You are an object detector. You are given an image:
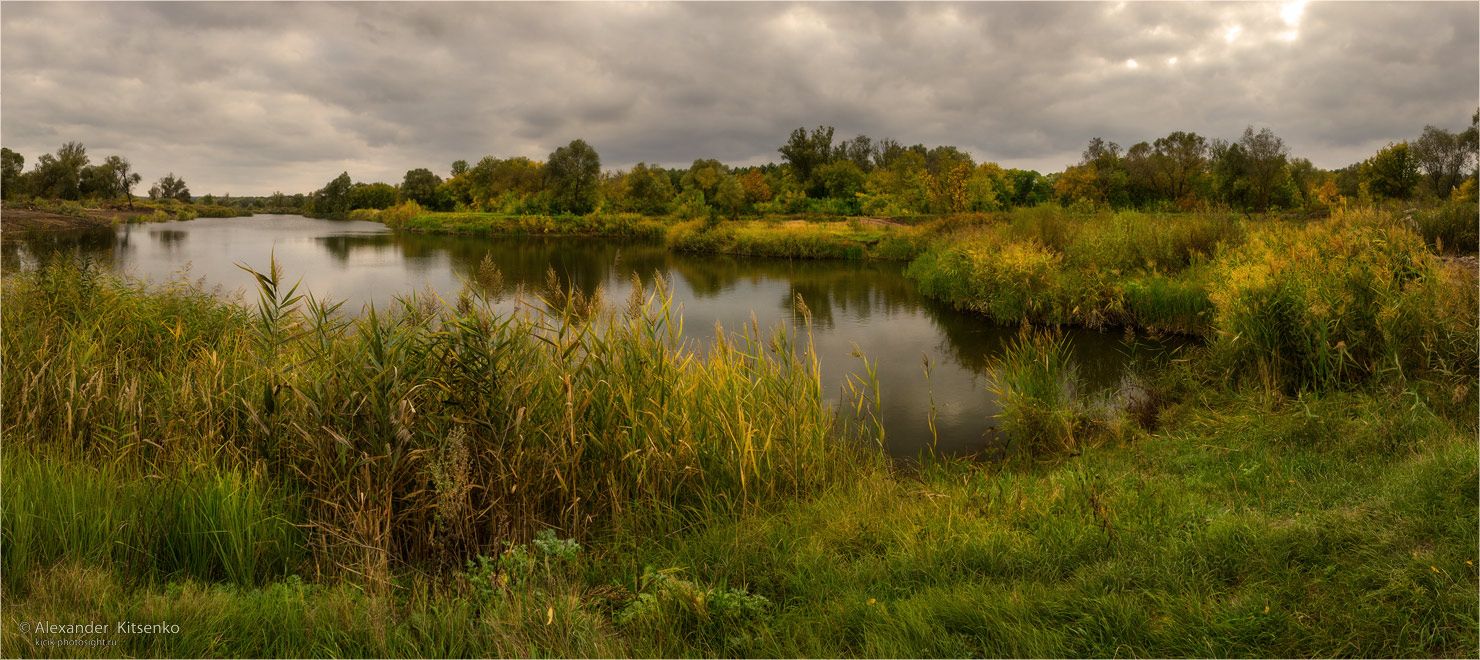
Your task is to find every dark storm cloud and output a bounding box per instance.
[3,1,1474,195]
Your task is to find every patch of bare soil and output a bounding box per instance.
[1,206,139,235]
[1439,254,1478,275]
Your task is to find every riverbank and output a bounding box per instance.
[359,202,1478,338]
[2,201,1475,655]
[1,199,252,235]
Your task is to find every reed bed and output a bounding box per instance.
[666,220,932,261]
[2,257,859,592]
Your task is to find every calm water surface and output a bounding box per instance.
[4,215,1183,458]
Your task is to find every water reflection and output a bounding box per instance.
[4,215,1185,458]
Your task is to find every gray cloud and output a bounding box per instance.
[3,1,1475,195]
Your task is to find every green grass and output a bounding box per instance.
[608,383,1476,657]
[2,452,304,591]
[355,202,669,239]
[666,219,933,260]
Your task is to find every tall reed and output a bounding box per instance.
[1,256,858,585]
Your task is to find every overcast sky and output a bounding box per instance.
[3,1,1475,196]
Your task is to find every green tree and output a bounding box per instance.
[1,148,23,199]
[1413,125,1471,198]
[1151,131,1208,203]
[400,168,444,208]
[105,156,142,207]
[778,125,835,196]
[1079,137,1128,208]
[925,145,974,177]
[1210,140,1253,212]
[1009,169,1051,207]
[79,163,119,199]
[1123,141,1159,207]
[680,158,726,201]
[32,141,90,200]
[1360,141,1421,200]
[1238,126,1289,211]
[149,172,191,202]
[1287,157,1318,210]
[838,134,875,172]
[545,139,601,215]
[349,182,398,210]
[713,174,745,220]
[450,159,469,177]
[815,160,866,200]
[621,162,675,215]
[314,172,353,217]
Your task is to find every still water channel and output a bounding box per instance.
[4,215,1183,458]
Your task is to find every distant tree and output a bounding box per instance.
[1,148,23,199]
[314,172,353,217]
[1075,137,1129,208]
[873,138,913,171]
[1238,126,1289,211]
[838,134,876,172]
[1054,163,1104,208]
[1286,157,1318,209]
[970,163,1016,212]
[1151,131,1208,202]
[450,159,469,177]
[815,160,866,200]
[738,169,772,208]
[1009,169,1051,207]
[349,182,398,210]
[1413,125,1471,198]
[149,172,191,202]
[1210,139,1253,212]
[105,156,142,207]
[202,194,216,205]
[713,174,745,220]
[621,162,675,215]
[400,168,444,208]
[925,145,975,177]
[1123,141,1159,207]
[79,163,119,199]
[680,158,727,202]
[544,139,601,214]
[1360,141,1421,200]
[32,141,90,200]
[778,125,835,196]
[924,162,973,213]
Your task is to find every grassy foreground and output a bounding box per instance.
[3,204,1477,657]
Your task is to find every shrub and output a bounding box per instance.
[1208,208,1476,392]
[906,231,1063,324]
[987,328,1082,455]
[1409,199,1479,254]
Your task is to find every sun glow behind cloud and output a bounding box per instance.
[1279,0,1305,41]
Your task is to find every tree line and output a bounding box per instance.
[300,114,1476,220]
[6,113,1474,218]
[1,142,202,208]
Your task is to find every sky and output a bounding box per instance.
[2,1,1476,197]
